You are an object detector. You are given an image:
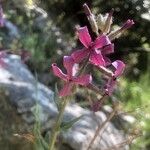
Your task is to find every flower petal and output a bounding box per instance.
[63,56,75,77]
[103,55,111,66]
[112,60,125,77]
[73,74,92,86]
[89,51,105,66]
[78,26,92,48]
[93,35,111,49]
[71,48,89,63]
[52,63,67,81]
[59,82,73,97]
[101,44,114,55]
[105,78,116,96]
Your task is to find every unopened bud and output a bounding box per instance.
[89,15,99,35]
[121,19,134,30]
[108,27,122,40]
[97,14,106,31]
[109,19,134,40]
[83,3,98,35]
[83,3,92,16]
[103,9,114,34]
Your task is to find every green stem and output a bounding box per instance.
[87,101,117,150]
[49,97,69,150]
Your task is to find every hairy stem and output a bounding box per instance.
[49,97,70,150]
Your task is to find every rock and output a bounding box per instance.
[4,20,20,39]
[0,54,129,150]
[102,105,136,131]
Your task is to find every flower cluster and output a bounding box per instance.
[52,4,134,111]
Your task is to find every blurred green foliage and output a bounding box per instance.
[118,73,150,150]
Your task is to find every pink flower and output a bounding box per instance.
[71,26,111,66]
[105,60,125,95]
[52,56,92,97]
[112,60,125,78]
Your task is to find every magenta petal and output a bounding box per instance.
[78,26,92,48]
[63,56,75,77]
[59,82,73,97]
[73,74,92,86]
[93,35,111,49]
[112,60,125,77]
[105,78,116,96]
[52,63,67,81]
[71,48,89,63]
[102,44,114,55]
[103,56,111,66]
[89,51,105,66]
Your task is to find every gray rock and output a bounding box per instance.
[0,54,129,150]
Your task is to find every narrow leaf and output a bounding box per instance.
[60,115,83,131]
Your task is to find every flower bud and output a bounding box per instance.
[83,3,98,35]
[103,9,114,34]
[109,19,134,40]
[89,15,99,34]
[83,3,92,16]
[97,14,106,31]
[121,19,134,30]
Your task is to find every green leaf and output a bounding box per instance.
[43,132,50,145]
[60,115,83,131]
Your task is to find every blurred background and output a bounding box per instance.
[0,0,150,150]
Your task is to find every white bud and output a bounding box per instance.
[88,14,98,35]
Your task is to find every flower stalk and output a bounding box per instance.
[49,97,70,150]
[51,3,134,150]
[83,3,99,35]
